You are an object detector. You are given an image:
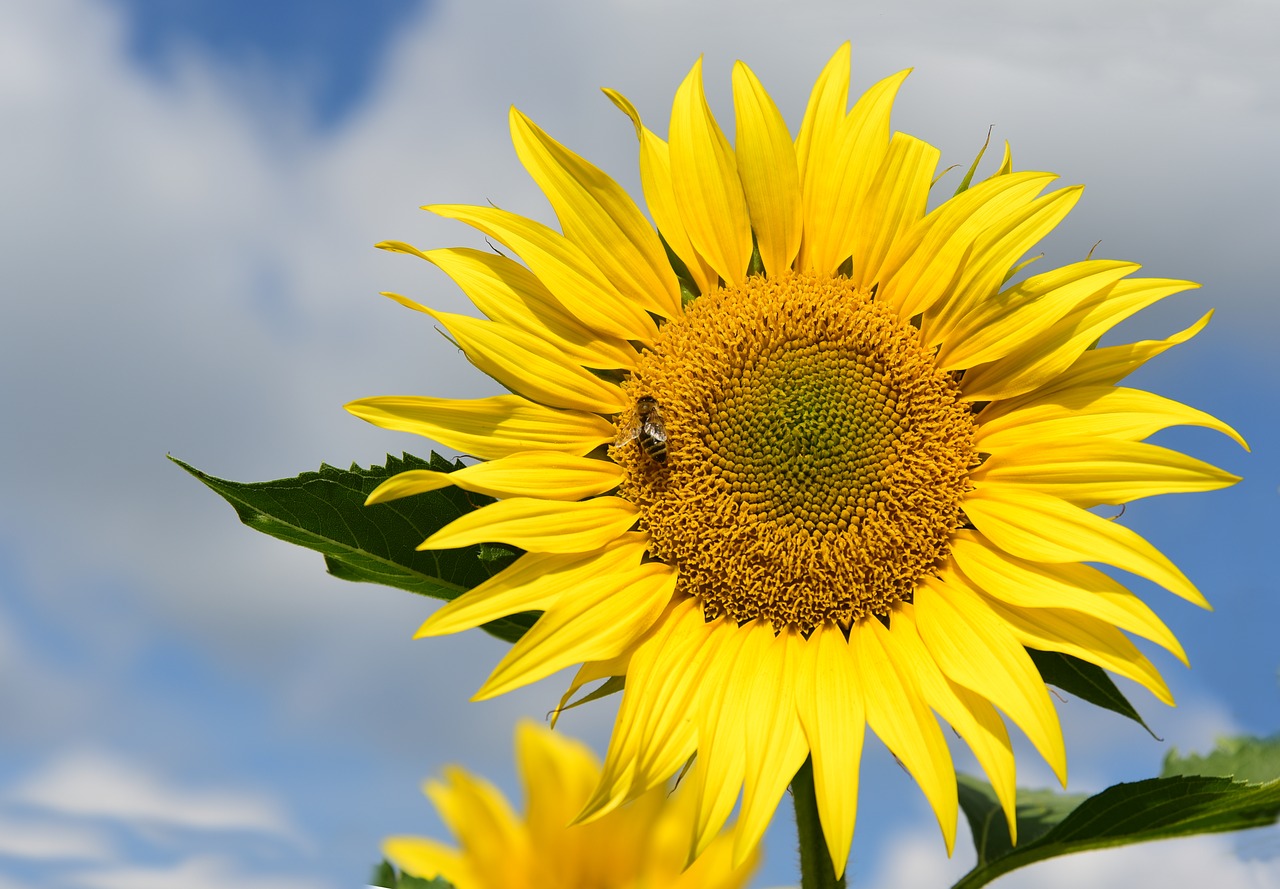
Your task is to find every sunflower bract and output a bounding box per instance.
[351,43,1245,876]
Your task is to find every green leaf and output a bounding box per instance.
[1162,733,1280,783]
[173,453,537,644]
[368,861,457,889]
[957,774,1088,869]
[1027,649,1156,737]
[952,735,1280,889]
[369,860,396,887]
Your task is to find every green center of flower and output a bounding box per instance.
[614,273,977,633]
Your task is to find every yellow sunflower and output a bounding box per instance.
[349,44,1245,875]
[384,720,758,889]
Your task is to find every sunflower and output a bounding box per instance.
[349,44,1244,875]
[384,720,758,889]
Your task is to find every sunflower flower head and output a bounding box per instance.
[351,44,1246,876]
[383,721,758,889]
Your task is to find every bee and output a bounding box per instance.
[632,395,669,464]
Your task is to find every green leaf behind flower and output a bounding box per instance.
[173,452,535,644]
[369,859,456,889]
[1027,649,1155,736]
[954,734,1280,889]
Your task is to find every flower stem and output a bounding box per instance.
[792,756,846,889]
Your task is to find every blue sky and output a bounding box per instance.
[0,1,1277,888]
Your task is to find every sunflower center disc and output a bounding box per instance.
[615,273,978,633]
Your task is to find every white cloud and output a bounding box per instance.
[9,750,297,840]
[62,854,330,889]
[0,816,112,862]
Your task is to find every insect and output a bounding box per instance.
[632,395,669,464]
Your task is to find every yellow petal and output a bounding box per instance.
[669,58,753,286]
[476,561,676,699]
[949,530,1186,663]
[883,604,1018,844]
[1036,310,1213,394]
[799,68,911,275]
[795,622,865,876]
[963,484,1207,607]
[960,276,1199,401]
[795,44,850,194]
[915,578,1067,785]
[509,108,683,319]
[852,617,958,853]
[976,385,1248,452]
[403,245,638,369]
[849,132,939,289]
[416,535,649,638]
[425,307,629,414]
[428,203,658,344]
[922,185,1083,350]
[970,439,1240,506]
[731,60,802,277]
[935,260,1138,370]
[686,619,752,857]
[382,837,477,889]
[516,720,599,840]
[425,769,529,884]
[367,451,624,505]
[584,599,706,820]
[419,496,637,553]
[604,88,720,296]
[982,598,1174,706]
[734,625,809,866]
[877,171,1058,321]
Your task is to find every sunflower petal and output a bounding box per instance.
[796,622,865,875]
[367,451,624,505]
[732,60,802,277]
[877,171,1058,321]
[516,719,600,832]
[884,604,1017,843]
[383,837,476,888]
[510,108,683,319]
[983,598,1174,705]
[669,58,753,286]
[476,561,676,699]
[976,385,1248,451]
[970,439,1240,506]
[734,625,809,865]
[853,617,958,853]
[410,246,639,369]
[603,88,720,296]
[964,484,1207,605]
[849,133,939,290]
[687,619,752,857]
[922,185,1083,349]
[960,276,1199,401]
[419,496,637,554]
[935,260,1137,369]
[424,308,629,414]
[1038,310,1214,393]
[417,535,649,638]
[346,395,616,460]
[426,769,529,882]
[915,577,1067,785]
[799,68,911,275]
[584,599,706,820]
[949,530,1186,662]
[428,203,658,344]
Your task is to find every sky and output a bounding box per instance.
[0,0,1277,887]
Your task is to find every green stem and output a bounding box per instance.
[793,756,846,889]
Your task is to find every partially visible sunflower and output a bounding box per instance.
[384,720,758,889]
[350,45,1245,874]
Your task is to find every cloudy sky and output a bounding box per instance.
[1,0,1277,887]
